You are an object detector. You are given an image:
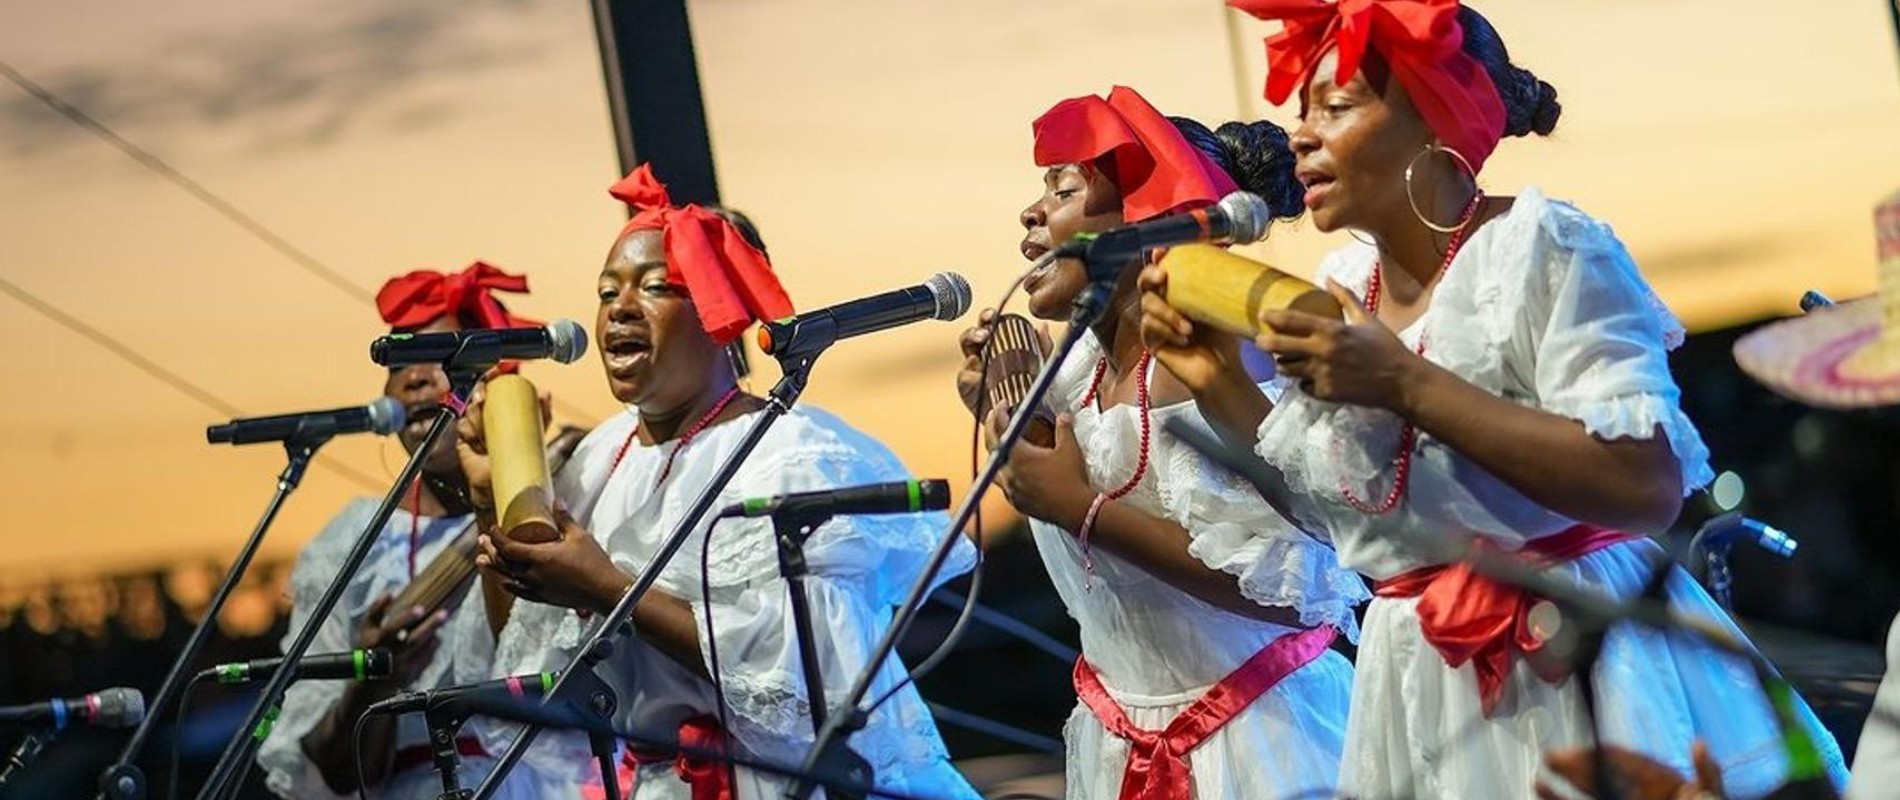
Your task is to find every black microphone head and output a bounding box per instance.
[362,648,394,679]
[918,479,951,511]
[366,396,405,436]
[1217,191,1273,245]
[546,319,589,364]
[92,688,145,729]
[924,273,973,322]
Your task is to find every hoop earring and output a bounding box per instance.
[1348,229,1378,247]
[1404,144,1479,234]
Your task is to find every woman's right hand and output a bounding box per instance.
[955,308,1000,416]
[1136,265,1252,397]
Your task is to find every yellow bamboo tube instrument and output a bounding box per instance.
[483,374,558,543]
[1158,244,1341,335]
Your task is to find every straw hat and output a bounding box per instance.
[1733,189,1900,409]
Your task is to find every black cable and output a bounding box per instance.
[699,515,739,791]
[0,60,593,424]
[0,273,383,491]
[351,710,372,800]
[165,673,208,800]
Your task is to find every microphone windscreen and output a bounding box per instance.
[1159,245,1340,337]
[926,272,974,322]
[546,319,590,364]
[484,375,558,543]
[367,396,406,436]
[1217,192,1273,245]
[94,688,146,729]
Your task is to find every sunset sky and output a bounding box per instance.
[2,0,1897,582]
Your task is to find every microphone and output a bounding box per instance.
[0,688,145,730]
[195,649,392,685]
[1694,513,1799,559]
[1055,191,1274,273]
[206,397,404,445]
[756,273,972,359]
[721,479,952,520]
[365,672,556,718]
[370,320,589,369]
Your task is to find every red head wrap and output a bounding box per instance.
[376,261,538,331]
[607,164,795,346]
[1031,86,1239,224]
[1229,0,1506,173]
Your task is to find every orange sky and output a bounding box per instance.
[1,0,1897,582]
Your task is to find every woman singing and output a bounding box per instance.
[1139,3,1847,797]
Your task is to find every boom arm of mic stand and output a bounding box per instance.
[98,430,330,800]
[791,281,1113,800]
[467,359,818,800]
[194,378,476,800]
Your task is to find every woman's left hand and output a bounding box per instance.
[1257,279,1425,412]
[984,407,1094,528]
[477,511,630,614]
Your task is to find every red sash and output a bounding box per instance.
[1373,524,1638,716]
[586,716,733,800]
[1073,625,1338,800]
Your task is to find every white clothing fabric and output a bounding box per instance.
[259,499,551,800]
[1251,187,1848,799]
[1029,331,1366,800]
[1846,613,1900,800]
[472,406,980,800]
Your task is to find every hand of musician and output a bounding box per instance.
[357,594,449,689]
[984,407,1093,528]
[956,308,999,415]
[1536,742,1726,800]
[453,370,556,512]
[1256,280,1423,413]
[1136,265,1254,398]
[476,510,630,615]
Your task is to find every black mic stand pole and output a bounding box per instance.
[791,273,1118,800]
[97,426,332,800]
[194,370,480,800]
[413,663,625,800]
[467,355,820,800]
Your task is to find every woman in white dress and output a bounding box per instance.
[258,263,549,800]
[1139,3,1849,798]
[460,165,981,800]
[958,85,1366,800]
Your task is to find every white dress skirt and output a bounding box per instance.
[1253,187,1849,800]
[1030,331,1369,800]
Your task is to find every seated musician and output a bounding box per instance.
[257,263,561,799]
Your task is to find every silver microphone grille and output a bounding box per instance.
[95,687,147,729]
[924,272,973,322]
[1218,191,1274,245]
[366,396,405,437]
[546,319,589,364]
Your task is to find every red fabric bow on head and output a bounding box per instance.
[375,261,539,330]
[609,164,795,345]
[1229,0,1506,173]
[1031,86,1239,224]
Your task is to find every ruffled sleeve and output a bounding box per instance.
[258,502,377,800]
[1162,410,1369,641]
[1513,197,1713,493]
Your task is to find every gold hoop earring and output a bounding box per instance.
[1404,144,1479,234]
[1348,229,1377,247]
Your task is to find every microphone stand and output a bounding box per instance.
[98,425,332,800]
[791,275,1117,800]
[467,355,820,800]
[194,370,480,800]
[1,730,53,791]
[416,667,625,800]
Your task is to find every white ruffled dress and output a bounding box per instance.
[1253,187,1849,799]
[257,500,551,800]
[1028,331,1368,800]
[469,406,981,800]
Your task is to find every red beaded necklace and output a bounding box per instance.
[608,386,743,485]
[1337,192,1484,515]
[1079,349,1155,501]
